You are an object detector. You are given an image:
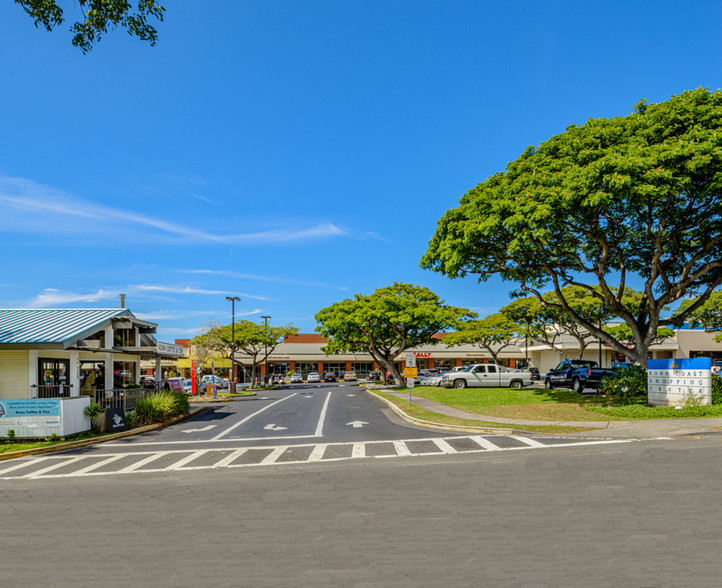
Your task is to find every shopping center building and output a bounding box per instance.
[172,328,722,382]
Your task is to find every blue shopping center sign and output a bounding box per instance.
[0,398,61,418]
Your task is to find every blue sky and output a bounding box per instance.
[1,0,720,342]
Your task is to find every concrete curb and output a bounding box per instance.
[0,406,207,461]
[366,389,515,435]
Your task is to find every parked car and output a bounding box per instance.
[182,378,193,393]
[290,372,303,383]
[544,360,616,393]
[440,364,532,389]
[140,375,156,389]
[527,367,540,381]
[367,371,381,381]
[164,377,185,393]
[307,372,320,383]
[451,366,469,373]
[323,372,337,382]
[271,374,284,385]
[343,371,357,381]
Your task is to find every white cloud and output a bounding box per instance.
[0,174,380,246]
[130,284,271,301]
[27,288,118,307]
[182,269,348,290]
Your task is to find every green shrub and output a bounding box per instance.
[599,364,648,403]
[712,375,722,405]
[134,391,190,426]
[83,402,103,419]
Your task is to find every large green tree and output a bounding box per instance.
[315,283,473,385]
[443,312,517,365]
[674,289,722,342]
[192,320,298,387]
[422,88,722,365]
[500,287,626,361]
[14,0,165,52]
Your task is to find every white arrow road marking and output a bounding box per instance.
[346,394,356,397]
[346,421,368,428]
[182,425,217,433]
[264,424,288,431]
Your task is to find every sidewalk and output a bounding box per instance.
[376,388,722,439]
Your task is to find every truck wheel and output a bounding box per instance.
[544,379,553,390]
[510,380,523,389]
[453,379,466,389]
[572,378,584,393]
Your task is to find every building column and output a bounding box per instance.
[428,358,435,369]
[455,358,462,367]
[29,349,39,397]
[105,353,113,391]
[290,361,296,373]
[318,361,324,374]
[346,361,352,372]
[69,350,80,396]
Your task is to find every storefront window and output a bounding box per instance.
[114,361,137,388]
[352,362,374,375]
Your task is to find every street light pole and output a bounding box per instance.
[261,315,271,385]
[226,296,240,389]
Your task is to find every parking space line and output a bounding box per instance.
[260,447,287,465]
[73,454,127,475]
[314,391,332,437]
[118,451,171,473]
[210,393,297,441]
[470,435,502,451]
[166,450,209,471]
[352,442,365,458]
[432,438,458,454]
[212,448,248,468]
[514,436,548,448]
[27,456,87,479]
[393,440,412,456]
[308,444,327,462]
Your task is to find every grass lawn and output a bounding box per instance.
[391,385,722,422]
[374,391,597,434]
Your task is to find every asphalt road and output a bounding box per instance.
[2,382,721,587]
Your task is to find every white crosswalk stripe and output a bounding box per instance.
[0,435,636,480]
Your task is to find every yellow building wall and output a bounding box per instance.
[0,350,29,399]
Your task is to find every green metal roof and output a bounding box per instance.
[0,309,144,345]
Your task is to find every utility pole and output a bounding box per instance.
[226,296,240,391]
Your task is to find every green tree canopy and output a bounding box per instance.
[442,312,518,365]
[674,289,722,342]
[192,319,298,386]
[422,89,722,364]
[14,0,165,52]
[315,282,474,385]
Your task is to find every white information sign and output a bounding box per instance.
[647,358,712,407]
[405,353,417,368]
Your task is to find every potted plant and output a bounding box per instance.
[83,402,105,432]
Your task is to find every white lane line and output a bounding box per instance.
[260,447,287,465]
[308,444,327,462]
[72,454,127,476]
[314,391,332,437]
[212,449,248,468]
[352,442,365,458]
[166,450,209,471]
[0,456,55,475]
[514,436,548,448]
[432,438,458,454]
[211,393,297,441]
[106,434,318,447]
[393,440,412,456]
[26,456,88,479]
[118,451,173,473]
[470,436,502,451]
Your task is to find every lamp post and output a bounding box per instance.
[261,315,271,385]
[226,296,240,389]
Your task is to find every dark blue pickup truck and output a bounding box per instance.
[543,360,616,393]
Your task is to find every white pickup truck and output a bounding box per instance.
[440,364,533,389]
